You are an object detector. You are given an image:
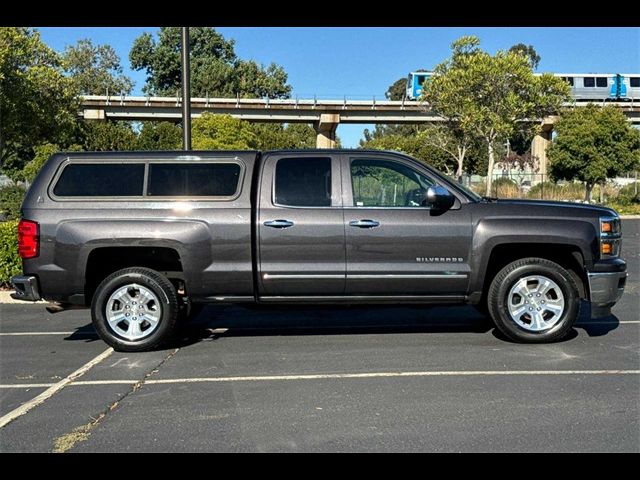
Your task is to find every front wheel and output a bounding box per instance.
[487,258,580,343]
[91,267,179,352]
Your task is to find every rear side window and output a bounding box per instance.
[53,163,145,197]
[630,77,640,88]
[147,163,241,197]
[275,157,331,207]
[596,77,608,87]
[583,77,595,87]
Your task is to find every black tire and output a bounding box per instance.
[91,267,179,352]
[487,257,580,343]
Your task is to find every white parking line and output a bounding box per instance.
[0,320,637,337]
[0,332,92,336]
[0,369,638,391]
[0,347,113,429]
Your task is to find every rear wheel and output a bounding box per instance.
[487,258,580,343]
[91,267,179,352]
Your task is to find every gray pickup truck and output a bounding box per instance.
[11,149,627,351]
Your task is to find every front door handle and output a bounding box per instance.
[349,219,380,228]
[264,219,294,228]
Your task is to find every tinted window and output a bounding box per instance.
[275,158,331,207]
[351,159,435,208]
[53,163,144,197]
[630,77,640,88]
[583,77,595,87]
[562,76,574,86]
[147,163,241,197]
[596,77,608,87]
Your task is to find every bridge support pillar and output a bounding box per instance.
[532,116,558,177]
[315,113,340,148]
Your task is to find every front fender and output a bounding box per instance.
[469,217,598,293]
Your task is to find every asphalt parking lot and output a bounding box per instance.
[1,220,638,452]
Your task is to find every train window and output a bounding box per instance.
[596,77,608,87]
[631,77,640,88]
[583,77,595,87]
[562,77,574,86]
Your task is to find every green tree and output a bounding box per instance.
[425,36,570,196]
[548,105,640,202]
[130,27,291,99]
[251,123,317,150]
[508,43,541,70]
[62,39,134,95]
[386,77,407,101]
[80,121,138,151]
[136,122,182,150]
[361,132,455,175]
[192,113,258,150]
[0,27,79,179]
[417,123,478,179]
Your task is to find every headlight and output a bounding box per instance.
[600,216,622,257]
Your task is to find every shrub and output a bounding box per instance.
[0,221,21,287]
[0,185,26,220]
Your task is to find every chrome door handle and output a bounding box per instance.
[349,219,380,228]
[264,219,294,228]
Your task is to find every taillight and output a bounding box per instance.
[17,220,39,259]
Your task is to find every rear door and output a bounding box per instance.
[342,153,472,296]
[257,153,345,296]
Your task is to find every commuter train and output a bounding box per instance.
[405,71,640,101]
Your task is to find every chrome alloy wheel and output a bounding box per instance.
[105,284,161,341]
[507,275,565,332]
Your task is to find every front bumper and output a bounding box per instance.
[587,265,627,318]
[10,275,42,302]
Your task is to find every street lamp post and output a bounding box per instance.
[180,27,192,151]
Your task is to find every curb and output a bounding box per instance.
[0,290,46,305]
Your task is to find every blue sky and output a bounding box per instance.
[39,27,640,147]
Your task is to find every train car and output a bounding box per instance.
[554,73,640,101]
[405,71,433,100]
[405,71,639,101]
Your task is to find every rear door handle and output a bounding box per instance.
[349,219,380,228]
[264,219,294,228]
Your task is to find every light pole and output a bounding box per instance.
[180,27,191,151]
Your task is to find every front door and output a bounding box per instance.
[258,153,345,296]
[343,154,472,296]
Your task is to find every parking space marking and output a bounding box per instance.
[0,332,92,336]
[1,369,638,391]
[0,347,113,429]
[0,321,637,338]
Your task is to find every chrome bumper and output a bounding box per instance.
[10,275,41,302]
[588,271,627,318]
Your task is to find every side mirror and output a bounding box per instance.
[426,185,455,210]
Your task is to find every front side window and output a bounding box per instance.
[275,157,332,207]
[147,163,241,197]
[630,77,640,88]
[53,163,145,197]
[596,77,608,87]
[350,158,435,208]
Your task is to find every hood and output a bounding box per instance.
[493,198,619,217]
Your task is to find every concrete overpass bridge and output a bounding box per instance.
[80,95,640,172]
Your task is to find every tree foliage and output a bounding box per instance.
[192,113,258,150]
[425,35,570,195]
[130,27,291,99]
[62,39,133,95]
[508,43,541,70]
[548,105,640,201]
[0,27,79,178]
[136,122,182,150]
[251,123,317,150]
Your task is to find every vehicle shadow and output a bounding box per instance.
[167,304,494,348]
[63,301,620,348]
